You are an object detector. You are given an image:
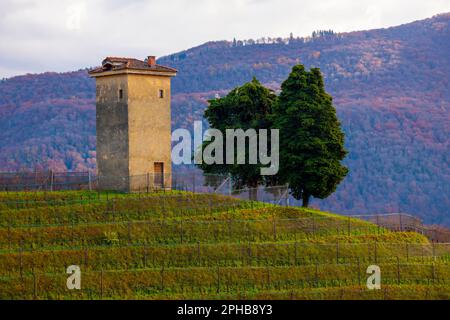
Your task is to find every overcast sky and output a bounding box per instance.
[1,0,449,79]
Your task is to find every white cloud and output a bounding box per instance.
[0,0,449,78]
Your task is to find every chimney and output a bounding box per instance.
[147,56,156,67]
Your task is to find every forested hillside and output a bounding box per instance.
[0,13,448,225]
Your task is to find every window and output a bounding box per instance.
[119,89,123,100]
[159,89,164,99]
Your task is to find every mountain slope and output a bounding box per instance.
[0,13,449,225]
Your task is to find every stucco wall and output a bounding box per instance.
[95,72,173,191]
[127,74,172,189]
[95,75,130,191]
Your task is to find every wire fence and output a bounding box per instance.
[0,171,290,205]
[358,213,450,243]
[1,241,449,272]
[0,171,449,243]
[0,174,449,300]
[0,215,434,249]
[0,261,448,300]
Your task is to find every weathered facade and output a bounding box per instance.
[89,56,177,191]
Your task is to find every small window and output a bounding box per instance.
[119,89,123,100]
[159,89,164,99]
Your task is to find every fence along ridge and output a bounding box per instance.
[1,171,449,242]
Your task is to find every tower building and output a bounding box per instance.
[89,56,177,191]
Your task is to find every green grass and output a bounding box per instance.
[0,190,448,300]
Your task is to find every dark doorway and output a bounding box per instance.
[154,162,164,188]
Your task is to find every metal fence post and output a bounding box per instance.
[49,170,54,192]
[376,215,380,234]
[272,218,277,241]
[432,242,436,261]
[88,171,92,191]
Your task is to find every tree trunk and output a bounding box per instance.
[248,180,258,201]
[249,187,258,201]
[302,193,310,208]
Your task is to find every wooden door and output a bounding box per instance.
[153,162,164,189]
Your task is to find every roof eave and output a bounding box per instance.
[88,68,177,78]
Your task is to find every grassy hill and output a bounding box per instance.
[0,191,448,300]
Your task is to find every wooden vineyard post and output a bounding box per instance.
[432,242,436,261]
[33,272,37,299]
[160,266,165,292]
[357,257,361,286]
[141,244,147,268]
[49,170,54,192]
[128,220,132,245]
[272,218,277,241]
[336,242,340,264]
[71,219,75,246]
[374,242,378,263]
[406,243,409,261]
[315,260,319,288]
[180,220,183,244]
[98,269,104,299]
[294,241,298,266]
[347,216,351,236]
[84,247,89,267]
[432,262,436,284]
[312,217,316,236]
[216,266,220,294]
[197,241,201,266]
[7,222,11,250]
[20,241,24,279]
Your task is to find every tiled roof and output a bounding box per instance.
[89,57,177,75]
